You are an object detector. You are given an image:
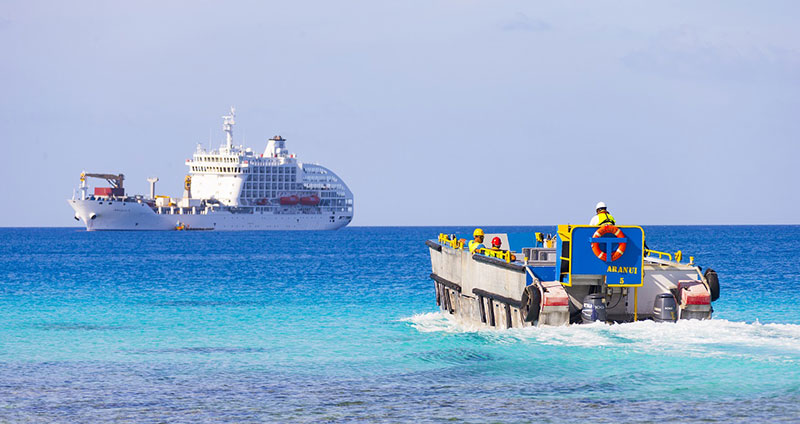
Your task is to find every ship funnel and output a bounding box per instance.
[265,135,287,157]
[147,177,159,199]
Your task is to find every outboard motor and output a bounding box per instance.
[652,293,678,322]
[581,293,607,324]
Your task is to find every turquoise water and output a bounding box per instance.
[1,226,799,422]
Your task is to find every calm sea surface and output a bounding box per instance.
[1,226,799,423]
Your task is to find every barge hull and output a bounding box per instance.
[427,229,714,329]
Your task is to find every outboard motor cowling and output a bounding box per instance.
[652,293,678,322]
[581,293,607,324]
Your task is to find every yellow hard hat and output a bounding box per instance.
[473,228,485,237]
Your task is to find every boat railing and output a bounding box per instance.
[645,249,673,261]
[645,249,694,265]
[438,233,465,250]
[476,248,514,263]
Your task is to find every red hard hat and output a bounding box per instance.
[491,237,501,247]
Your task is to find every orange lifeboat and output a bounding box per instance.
[256,198,268,205]
[299,194,320,206]
[279,195,300,205]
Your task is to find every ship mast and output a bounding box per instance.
[222,106,235,152]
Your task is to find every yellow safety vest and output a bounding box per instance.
[598,212,616,226]
[468,240,483,253]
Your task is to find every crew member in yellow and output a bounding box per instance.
[590,201,616,226]
[489,237,517,261]
[468,228,486,253]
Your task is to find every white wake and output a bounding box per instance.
[401,312,800,361]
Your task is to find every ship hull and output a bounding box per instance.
[68,199,352,231]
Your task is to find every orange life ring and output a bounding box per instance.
[591,225,627,262]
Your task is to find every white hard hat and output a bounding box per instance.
[595,201,607,210]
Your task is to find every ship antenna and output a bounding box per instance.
[222,106,235,151]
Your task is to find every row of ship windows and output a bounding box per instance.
[195,156,239,163]
[244,182,302,190]
[251,166,297,174]
[305,183,345,191]
[320,191,346,198]
[191,166,240,173]
[247,175,297,182]
[242,191,281,198]
[304,175,339,183]
[240,191,346,203]
[240,190,347,200]
[190,165,299,174]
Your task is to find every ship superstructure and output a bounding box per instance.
[68,108,354,231]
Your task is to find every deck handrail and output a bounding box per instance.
[476,248,512,263]
[438,233,465,250]
[645,249,673,261]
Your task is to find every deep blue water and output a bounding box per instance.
[1,226,799,423]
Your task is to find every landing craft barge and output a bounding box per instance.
[426,225,720,328]
[68,108,354,231]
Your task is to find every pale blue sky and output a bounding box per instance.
[1,1,798,226]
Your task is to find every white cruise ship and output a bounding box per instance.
[67,108,354,231]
